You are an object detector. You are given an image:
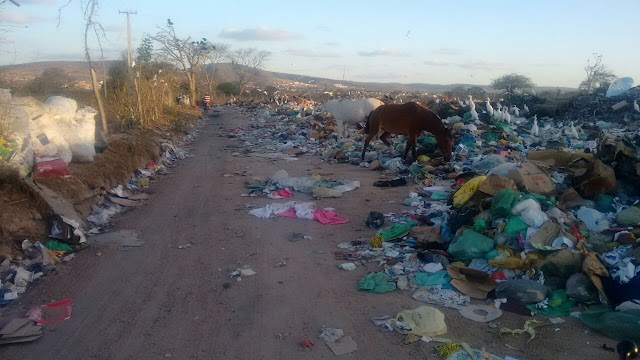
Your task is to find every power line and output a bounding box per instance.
[118,9,137,68]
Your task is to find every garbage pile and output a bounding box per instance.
[0,91,99,177]
[1,112,203,307]
[223,84,640,351]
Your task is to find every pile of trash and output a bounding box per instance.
[0,216,86,305]
[1,110,204,307]
[0,90,99,178]
[223,83,640,352]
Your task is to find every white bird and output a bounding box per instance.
[458,98,465,107]
[496,100,502,111]
[486,98,494,116]
[504,108,511,123]
[495,108,503,121]
[513,106,520,117]
[531,116,539,136]
[634,100,640,113]
[468,95,475,110]
[470,107,479,121]
[570,121,579,139]
[523,104,530,114]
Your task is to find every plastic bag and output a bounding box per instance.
[605,77,634,97]
[414,270,452,287]
[504,216,528,235]
[565,272,599,303]
[512,199,548,228]
[472,154,505,172]
[527,289,575,316]
[358,272,396,293]
[392,306,447,337]
[379,223,412,241]
[447,229,495,262]
[491,189,519,218]
[576,206,609,232]
[495,279,549,304]
[579,305,640,343]
[453,176,486,208]
[488,162,518,176]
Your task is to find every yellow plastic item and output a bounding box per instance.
[369,234,384,248]
[417,155,431,164]
[453,176,487,208]
[392,306,447,337]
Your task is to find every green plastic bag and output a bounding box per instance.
[473,219,487,232]
[358,272,397,293]
[595,194,615,213]
[44,239,73,253]
[527,290,575,316]
[580,306,640,343]
[491,189,519,218]
[521,193,556,210]
[414,270,451,287]
[447,229,495,262]
[379,223,412,241]
[504,216,528,235]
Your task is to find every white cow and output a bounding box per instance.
[321,98,384,138]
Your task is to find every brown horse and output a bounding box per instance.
[361,102,454,161]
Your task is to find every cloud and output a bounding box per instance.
[432,47,463,56]
[219,27,299,41]
[457,60,504,70]
[285,48,341,58]
[424,60,451,66]
[0,11,44,24]
[357,48,408,57]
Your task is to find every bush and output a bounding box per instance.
[28,68,71,95]
[217,82,239,96]
[491,73,535,98]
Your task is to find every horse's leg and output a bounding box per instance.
[337,119,344,139]
[409,134,418,161]
[380,131,392,147]
[361,133,374,160]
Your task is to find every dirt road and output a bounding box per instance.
[0,109,614,360]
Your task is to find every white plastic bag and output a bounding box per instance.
[512,199,548,228]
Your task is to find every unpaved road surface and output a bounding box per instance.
[0,109,615,360]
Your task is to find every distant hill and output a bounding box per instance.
[0,60,576,93]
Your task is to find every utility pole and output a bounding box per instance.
[118,9,137,68]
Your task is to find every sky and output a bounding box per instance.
[0,0,639,88]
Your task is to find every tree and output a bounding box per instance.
[136,34,154,63]
[229,48,271,96]
[579,53,616,93]
[217,82,239,96]
[29,68,71,94]
[491,73,535,98]
[202,43,229,99]
[153,20,214,107]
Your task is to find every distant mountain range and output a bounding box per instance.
[0,61,576,93]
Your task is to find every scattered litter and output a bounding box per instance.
[26,299,73,325]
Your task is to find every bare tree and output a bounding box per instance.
[579,53,616,93]
[153,20,213,107]
[230,48,271,97]
[202,43,229,100]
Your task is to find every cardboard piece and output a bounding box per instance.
[447,265,497,300]
[507,162,555,195]
[529,221,561,249]
[573,160,616,197]
[478,175,519,196]
[558,188,593,210]
[0,319,43,345]
[325,336,358,356]
[528,150,594,171]
[611,100,628,111]
[409,226,442,244]
[583,252,610,304]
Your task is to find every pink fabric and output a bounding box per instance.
[277,208,298,218]
[312,209,349,225]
